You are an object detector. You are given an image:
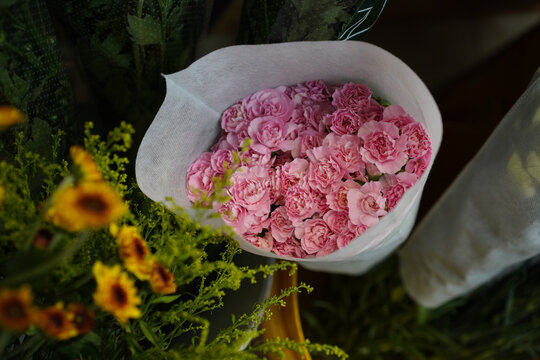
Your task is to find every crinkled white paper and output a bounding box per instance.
[400,74,540,307]
[135,41,442,274]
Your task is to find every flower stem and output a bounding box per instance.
[0,331,13,358]
[1,231,90,287]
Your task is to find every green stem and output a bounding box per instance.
[1,231,90,287]
[3,334,42,360]
[0,331,13,358]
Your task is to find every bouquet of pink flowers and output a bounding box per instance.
[186,80,432,258]
[136,41,442,274]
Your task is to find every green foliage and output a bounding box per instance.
[0,123,346,359]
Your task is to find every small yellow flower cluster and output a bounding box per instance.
[0,286,94,339]
[45,146,126,232]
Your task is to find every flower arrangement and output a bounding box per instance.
[186,80,432,258]
[0,118,346,359]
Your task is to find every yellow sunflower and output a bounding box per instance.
[92,262,141,325]
[0,285,33,332]
[45,181,127,232]
[0,106,25,128]
[70,146,103,182]
[33,303,77,340]
[110,224,152,280]
[149,261,177,295]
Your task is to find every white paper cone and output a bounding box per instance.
[400,74,540,307]
[135,41,442,274]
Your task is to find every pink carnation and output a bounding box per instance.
[186,153,216,203]
[295,218,333,255]
[358,121,408,174]
[284,182,319,226]
[332,82,372,110]
[270,206,294,243]
[243,232,273,252]
[405,150,431,176]
[316,236,339,257]
[347,181,387,227]
[323,133,365,173]
[380,173,417,211]
[210,149,235,174]
[291,129,325,158]
[272,237,307,258]
[221,103,248,134]
[242,88,293,121]
[323,210,350,234]
[326,179,362,212]
[248,116,295,153]
[228,165,272,216]
[402,122,431,158]
[214,200,249,234]
[306,146,346,193]
[278,158,309,194]
[357,100,384,124]
[382,104,415,131]
[329,108,361,135]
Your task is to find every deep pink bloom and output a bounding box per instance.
[242,88,293,121]
[295,218,333,255]
[380,173,418,211]
[306,146,346,193]
[331,82,372,110]
[347,181,387,227]
[329,108,361,135]
[358,121,408,174]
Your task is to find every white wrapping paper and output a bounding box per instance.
[400,73,540,307]
[135,41,442,274]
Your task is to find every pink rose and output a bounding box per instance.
[347,181,387,227]
[331,82,372,110]
[210,149,235,174]
[278,158,309,194]
[291,129,325,158]
[295,218,333,255]
[272,237,307,258]
[323,210,350,234]
[270,206,294,243]
[323,133,365,173]
[221,103,248,133]
[329,108,361,135]
[402,122,431,158]
[242,88,293,121]
[358,121,408,174]
[243,232,273,252]
[326,179,362,212]
[405,150,431,176]
[284,182,319,226]
[380,173,417,211]
[228,165,272,216]
[306,146,346,193]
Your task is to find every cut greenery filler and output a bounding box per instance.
[186,80,432,258]
[0,119,346,359]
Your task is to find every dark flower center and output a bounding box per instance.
[73,308,93,332]
[48,312,65,330]
[3,299,26,320]
[33,228,54,248]
[133,239,147,259]
[111,284,128,306]
[78,195,108,213]
[156,264,171,283]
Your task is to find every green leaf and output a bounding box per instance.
[138,320,158,347]
[127,15,163,46]
[149,294,181,304]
